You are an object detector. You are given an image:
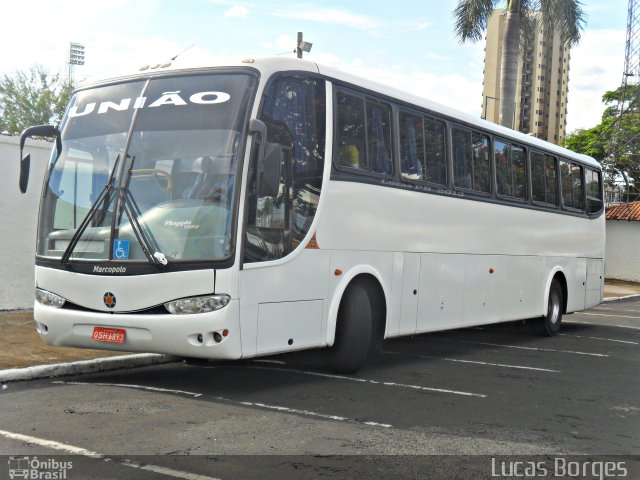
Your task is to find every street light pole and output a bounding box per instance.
[482,95,500,121]
[296,32,312,59]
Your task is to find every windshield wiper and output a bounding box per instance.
[61,153,169,268]
[61,154,121,266]
[121,189,168,266]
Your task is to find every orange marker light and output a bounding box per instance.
[489,268,495,274]
[222,329,229,337]
[306,232,319,249]
[334,269,343,276]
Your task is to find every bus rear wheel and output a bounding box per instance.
[531,279,563,336]
[324,282,373,374]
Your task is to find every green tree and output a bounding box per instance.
[0,66,73,135]
[565,84,640,195]
[453,0,586,128]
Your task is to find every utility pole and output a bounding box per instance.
[611,0,640,201]
[296,32,303,59]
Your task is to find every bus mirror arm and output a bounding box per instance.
[19,124,59,193]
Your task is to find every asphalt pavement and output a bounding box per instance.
[1,297,639,479]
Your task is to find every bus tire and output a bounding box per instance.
[532,279,563,336]
[325,282,372,374]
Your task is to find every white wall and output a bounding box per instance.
[0,135,51,309]
[605,220,640,283]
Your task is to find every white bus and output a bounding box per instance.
[18,57,605,373]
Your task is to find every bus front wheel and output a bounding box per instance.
[325,282,373,374]
[531,279,564,336]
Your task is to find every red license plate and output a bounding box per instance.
[92,327,126,344]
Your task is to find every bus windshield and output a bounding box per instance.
[37,72,256,264]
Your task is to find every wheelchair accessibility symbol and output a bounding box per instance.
[113,239,130,260]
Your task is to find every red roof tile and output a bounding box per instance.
[606,201,640,221]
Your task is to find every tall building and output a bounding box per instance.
[481,9,571,145]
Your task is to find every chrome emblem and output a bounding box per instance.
[103,292,116,309]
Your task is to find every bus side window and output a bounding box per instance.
[586,168,603,214]
[366,100,393,175]
[531,152,558,206]
[336,92,367,169]
[496,139,526,200]
[399,112,425,181]
[544,155,558,205]
[572,163,584,210]
[452,127,472,190]
[560,160,584,211]
[471,132,491,193]
[424,117,446,185]
[495,139,512,196]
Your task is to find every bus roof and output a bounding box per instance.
[80,56,601,170]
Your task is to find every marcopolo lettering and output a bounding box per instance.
[93,265,127,274]
[69,90,231,117]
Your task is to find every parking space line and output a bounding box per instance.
[52,375,393,431]
[237,400,392,428]
[52,381,203,398]
[240,365,488,398]
[558,333,638,345]
[564,320,640,331]
[593,307,640,314]
[382,351,560,372]
[0,429,221,480]
[440,339,609,357]
[577,312,640,320]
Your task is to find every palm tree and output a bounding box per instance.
[453,0,586,129]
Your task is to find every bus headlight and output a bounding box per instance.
[164,294,230,314]
[35,288,66,308]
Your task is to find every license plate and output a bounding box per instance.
[92,327,126,344]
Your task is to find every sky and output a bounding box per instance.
[0,0,630,134]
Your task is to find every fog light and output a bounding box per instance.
[164,294,231,314]
[213,332,222,343]
[35,288,65,308]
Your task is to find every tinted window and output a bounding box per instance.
[399,112,446,185]
[425,117,447,184]
[336,91,392,175]
[399,112,425,181]
[495,139,526,199]
[472,133,491,193]
[245,76,326,263]
[560,160,584,210]
[531,152,558,205]
[336,92,367,169]
[586,168,603,214]
[366,100,393,175]
[453,127,490,192]
[453,127,472,190]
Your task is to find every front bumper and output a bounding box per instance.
[33,300,242,359]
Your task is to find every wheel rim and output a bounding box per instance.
[548,290,561,324]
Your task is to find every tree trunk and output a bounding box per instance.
[499,9,521,129]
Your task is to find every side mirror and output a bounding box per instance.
[248,118,266,170]
[19,154,31,194]
[258,143,283,197]
[19,124,59,193]
[249,118,284,198]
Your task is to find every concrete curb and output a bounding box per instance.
[0,353,177,383]
[603,293,640,302]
